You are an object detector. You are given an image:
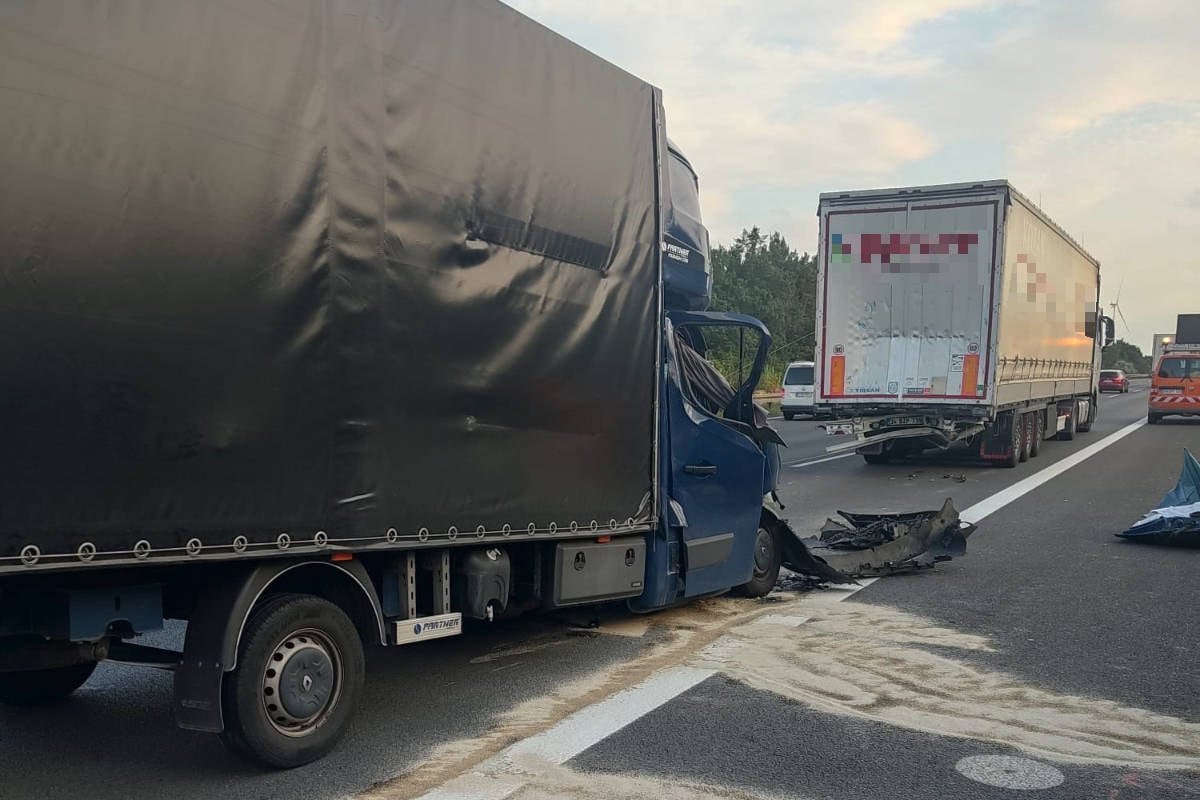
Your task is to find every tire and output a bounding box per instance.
[734,525,781,598]
[1058,402,1077,441]
[1029,413,1043,458]
[1077,396,1095,433]
[1148,411,1162,425]
[220,594,365,769]
[999,411,1021,468]
[783,411,795,421]
[0,662,97,707]
[1018,413,1032,462]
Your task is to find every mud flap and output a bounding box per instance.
[768,498,976,582]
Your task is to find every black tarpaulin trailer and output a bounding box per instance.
[0,0,661,573]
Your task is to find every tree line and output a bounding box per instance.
[705,228,816,391]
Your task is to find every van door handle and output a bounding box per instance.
[684,465,718,476]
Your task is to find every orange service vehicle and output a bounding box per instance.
[1149,342,1200,424]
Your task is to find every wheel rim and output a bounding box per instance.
[752,527,775,576]
[262,628,343,737]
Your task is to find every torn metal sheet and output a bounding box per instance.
[1117,450,1200,546]
[776,498,976,582]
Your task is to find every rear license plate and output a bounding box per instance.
[1160,387,1184,394]
[883,416,925,427]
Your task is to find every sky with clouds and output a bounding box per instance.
[508,0,1200,351]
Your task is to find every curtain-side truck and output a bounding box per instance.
[815,182,1115,466]
[0,1,790,769]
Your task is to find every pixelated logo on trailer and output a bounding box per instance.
[830,233,853,263]
[831,232,981,272]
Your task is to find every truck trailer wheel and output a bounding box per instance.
[0,662,97,706]
[220,594,365,769]
[1058,402,1077,441]
[1076,396,1095,433]
[1029,413,1043,458]
[783,411,795,421]
[1000,411,1022,468]
[1019,413,1033,463]
[734,525,781,598]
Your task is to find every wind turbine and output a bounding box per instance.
[1107,277,1129,339]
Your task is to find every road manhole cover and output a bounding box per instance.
[955,755,1065,790]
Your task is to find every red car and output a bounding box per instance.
[1099,369,1129,393]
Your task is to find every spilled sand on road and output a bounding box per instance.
[366,591,1200,799]
[696,599,1200,771]
[361,596,768,800]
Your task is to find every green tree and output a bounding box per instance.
[706,228,817,391]
[1102,339,1151,374]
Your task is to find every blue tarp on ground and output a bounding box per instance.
[1117,450,1200,545]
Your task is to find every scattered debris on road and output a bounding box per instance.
[776,498,976,581]
[1117,450,1200,546]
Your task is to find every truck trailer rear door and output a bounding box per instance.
[818,191,1003,406]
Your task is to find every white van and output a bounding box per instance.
[781,360,816,420]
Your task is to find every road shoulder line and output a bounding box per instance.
[960,418,1147,523]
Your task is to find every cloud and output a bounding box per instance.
[507,0,1200,345]
[509,0,975,248]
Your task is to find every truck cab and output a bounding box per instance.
[663,141,712,311]
[638,140,785,608]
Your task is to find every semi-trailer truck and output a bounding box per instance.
[815,181,1115,466]
[0,0,789,768]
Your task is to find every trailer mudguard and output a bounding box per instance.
[174,559,385,733]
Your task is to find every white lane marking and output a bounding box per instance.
[416,668,715,800]
[502,667,715,765]
[418,579,877,800]
[788,452,857,469]
[960,418,1146,524]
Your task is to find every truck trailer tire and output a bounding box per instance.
[0,661,97,706]
[734,525,782,598]
[1000,411,1022,468]
[1029,413,1043,458]
[1019,413,1033,463]
[1058,403,1077,441]
[1076,396,1095,433]
[219,594,365,769]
